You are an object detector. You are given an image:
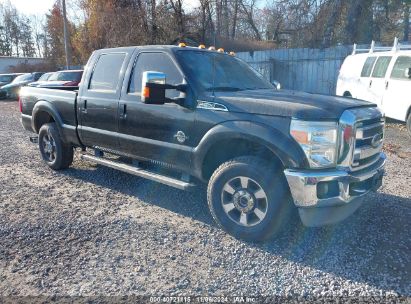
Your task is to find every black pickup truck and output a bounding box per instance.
[20,45,386,241]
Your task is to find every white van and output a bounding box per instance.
[336,38,411,135]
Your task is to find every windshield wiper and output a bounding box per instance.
[205,86,243,92]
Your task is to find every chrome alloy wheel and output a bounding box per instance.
[221,176,268,227]
[42,131,57,162]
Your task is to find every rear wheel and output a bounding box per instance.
[207,156,295,241]
[39,123,73,170]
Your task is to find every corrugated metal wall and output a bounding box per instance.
[237,45,360,95]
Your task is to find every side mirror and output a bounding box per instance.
[404,68,411,79]
[271,80,281,90]
[141,71,188,105]
[141,71,167,104]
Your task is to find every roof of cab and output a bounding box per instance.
[94,45,227,55]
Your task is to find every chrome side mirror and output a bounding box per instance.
[271,80,281,90]
[141,71,167,104]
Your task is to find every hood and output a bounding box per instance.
[213,89,374,120]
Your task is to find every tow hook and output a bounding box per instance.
[29,136,38,144]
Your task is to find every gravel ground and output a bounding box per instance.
[0,100,410,300]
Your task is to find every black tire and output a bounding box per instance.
[38,123,73,170]
[343,92,352,98]
[207,156,295,241]
[407,113,411,137]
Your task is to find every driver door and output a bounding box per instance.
[118,51,196,172]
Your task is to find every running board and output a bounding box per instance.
[81,154,195,191]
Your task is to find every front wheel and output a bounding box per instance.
[407,113,411,137]
[38,123,73,170]
[207,156,295,241]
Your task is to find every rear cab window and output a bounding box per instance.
[89,53,126,92]
[371,56,392,78]
[390,56,411,80]
[361,57,377,77]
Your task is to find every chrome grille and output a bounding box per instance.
[338,107,384,171]
[352,119,384,171]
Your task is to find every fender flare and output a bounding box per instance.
[191,120,308,179]
[32,100,66,141]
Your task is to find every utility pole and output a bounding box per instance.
[62,0,71,69]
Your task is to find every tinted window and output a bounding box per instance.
[361,57,376,77]
[50,71,83,82]
[176,51,272,92]
[38,73,53,81]
[0,75,13,82]
[89,53,126,91]
[129,52,183,98]
[12,74,32,83]
[371,56,392,78]
[390,56,411,80]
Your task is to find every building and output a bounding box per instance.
[0,56,46,73]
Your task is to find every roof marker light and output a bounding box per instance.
[208,46,216,50]
[217,48,224,53]
[229,51,236,56]
[178,42,186,47]
[198,44,206,49]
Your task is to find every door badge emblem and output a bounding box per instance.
[174,131,188,143]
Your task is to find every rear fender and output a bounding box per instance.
[32,100,67,142]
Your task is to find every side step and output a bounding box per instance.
[81,154,195,191]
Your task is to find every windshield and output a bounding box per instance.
[38,73,54,81]
[12,74,32,83]
[49,71,83,82]
[0,75,13,82]
[176,50,273,92]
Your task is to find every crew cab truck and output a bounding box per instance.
[20,45,386,241]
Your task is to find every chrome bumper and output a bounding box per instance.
[284,153,386,226]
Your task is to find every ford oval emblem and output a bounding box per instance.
[371,133,382,148]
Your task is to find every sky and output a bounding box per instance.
[1,0,201,17]
[0,0,56,16]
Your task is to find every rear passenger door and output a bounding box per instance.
[368,56,392,107]
[78,52,129,150]
[382,55,411,121]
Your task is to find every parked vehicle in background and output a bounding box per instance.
[20,45,385,241]
[28,72,55,87]
[0,72,44,99]
[337,38,411,135]
[0,73,24,86]
[36,70,83,89]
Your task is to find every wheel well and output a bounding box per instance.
[201,138,283,180]
[34,111,55,133]
[343,91,352,97]
[407,106,411,120]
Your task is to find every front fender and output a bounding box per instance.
[192,120,308,179]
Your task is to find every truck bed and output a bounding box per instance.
[20,87,78,129]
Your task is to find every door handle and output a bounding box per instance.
[369,80,372,88]
[119,104,127,119]
[81,100,87,114]
[385,81,389,89]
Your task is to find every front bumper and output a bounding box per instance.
[284,153,386,227]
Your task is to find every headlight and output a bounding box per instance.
[290,120,338,168]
